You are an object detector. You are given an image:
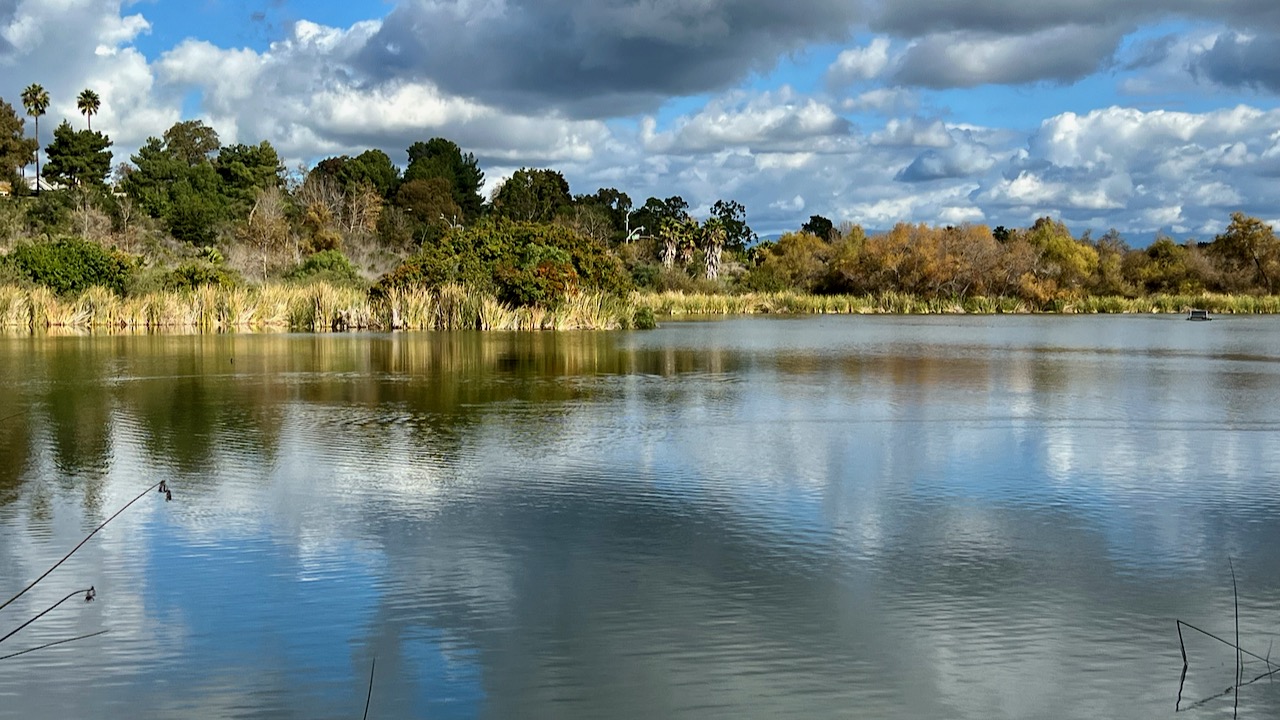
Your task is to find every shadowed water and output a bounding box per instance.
[1,316,1278,719]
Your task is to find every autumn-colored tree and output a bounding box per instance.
[1209,212,1280,293]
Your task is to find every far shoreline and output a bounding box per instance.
[2,283,1277,334]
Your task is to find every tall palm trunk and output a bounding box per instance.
[33,116,39,196]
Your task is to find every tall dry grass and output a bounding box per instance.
[0,283,636,332]
[3,284,1273,333]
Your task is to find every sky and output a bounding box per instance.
[3,0,1280,239]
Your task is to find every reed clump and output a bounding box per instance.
[2,284,1278,332]
[630,291,1280,317]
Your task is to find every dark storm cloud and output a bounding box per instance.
[352,0,862,118]
[869,0,1280,36]
[1191,32,1280,93]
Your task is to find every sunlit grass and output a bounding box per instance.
[2,284,1276,332]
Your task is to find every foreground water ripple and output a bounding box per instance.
[1,317,1279,718]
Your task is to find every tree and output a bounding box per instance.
[0,98,37,189]
[632,196,689,247]
[574,187,633,241]
[491,168,571,223]
[20,83,49,195]
[701,218,727,280]
[709,199,756,253]
[395,178,462,230]
[216,141,284,210]
[403,138,485,221]
[76,89,101,131]
[42,120,113,190]
[801,214,835,241]
[1210,212,1280,293]
[237,186,291,279]
[314,149,401,198]
[1022,217,1098,293]
[120,137,187,217]
[165,162,226,246]
[163,120,221,166]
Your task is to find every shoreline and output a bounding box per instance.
[1,283,1277,333]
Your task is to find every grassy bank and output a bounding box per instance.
[0,283,635,332]
[2,285,1279,333]
[631,290,1280,316]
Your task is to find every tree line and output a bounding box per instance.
[1,85,1279,309]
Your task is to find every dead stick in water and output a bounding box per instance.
[1176,621,1273,666]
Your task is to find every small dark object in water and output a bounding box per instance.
[164,489,172,502]
[1187,309,1211,321]
[84,587,95,603]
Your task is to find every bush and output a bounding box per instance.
[161,261,242,291]
[494,243,579,307]
[4,236,134,295]
[23,191,75,236]
[284,250,363,287]
[373,218,632,306]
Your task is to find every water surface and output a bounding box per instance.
[1,316,1278,719]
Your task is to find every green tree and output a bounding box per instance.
[120,137,187,217]
[1209,212,1280,293]
[76,89,101,131]
[403,138,484,221]
[42,121,113,190]
[574,187,633,241]
[165,162,227,246]
[163,120,221,166]
[0,98,38,189]
[395,177,462,230]
[314,149,400,198]
[20,83,49,195]
[215,141,283,210]
[632,196,689,246]
[701,217,727,280]
[709,199,756,253]
[801,214,835,241]
[492,168,571,223]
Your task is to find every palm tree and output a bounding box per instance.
[77,89,100,131]
[20,83,49,195]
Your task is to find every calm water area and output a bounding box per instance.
[1,315,1279,719]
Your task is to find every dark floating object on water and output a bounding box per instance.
[84,587,95,603]
[164,489,172,502]
[1187,308,1211,321]
[158,480,167,494]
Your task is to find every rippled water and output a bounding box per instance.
[1,316,1279,719]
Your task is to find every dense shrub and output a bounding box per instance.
[4,236,134,295]
[23,191,75,236]
[161,261,242,291]
[373,218,631,306]
[284,249,363,286]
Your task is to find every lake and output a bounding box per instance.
[1,315,1278,719]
